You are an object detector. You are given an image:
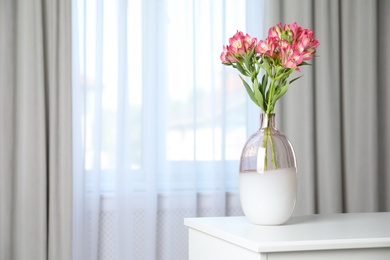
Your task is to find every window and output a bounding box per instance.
[73,0,263,194]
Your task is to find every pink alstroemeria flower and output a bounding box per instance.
[220,45,229,63]
[243,33,257,50]
[268,22,283,39]
[299,30,320,54]
[255,38,277,58]
[283,22,300,42]
[228,31,247,55]
[220,45,238,64]
[283,51,304,71]
[258,22,320,69]
[220,31,258,65]
[255,39,269,55]
[279,39,291,50]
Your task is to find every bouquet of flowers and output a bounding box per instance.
[220,22,319,170]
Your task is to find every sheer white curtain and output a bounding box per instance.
[72,0,264,259]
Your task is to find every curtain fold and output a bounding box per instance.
[0,0,72,259]
[265,0,390,214]
[377,0,390,210]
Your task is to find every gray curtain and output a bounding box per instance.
[0,0,72,259]
[265,0,390,215]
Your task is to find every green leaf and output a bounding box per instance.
[256,62,261,74]
[261,58,271,75]
[298,61,311,66]
[273,83,290,103]
[276,66,285,75]
[244,56,251,72]
[234,62,247,76]
[253,79,265,111]
[289,75,303,84]
[261,74,268,95]
[244,49,255,72]
[239,75,260,107]
[251,70,257,83]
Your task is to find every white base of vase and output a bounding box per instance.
[239,167,297,225]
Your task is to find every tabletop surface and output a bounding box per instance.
[184,212,390,253]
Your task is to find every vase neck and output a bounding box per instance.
[260,113,276,129]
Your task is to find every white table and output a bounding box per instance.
[184,212,390,260]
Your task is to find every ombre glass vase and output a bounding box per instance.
[239,113,297,225]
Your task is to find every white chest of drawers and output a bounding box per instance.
[184,212,390,260]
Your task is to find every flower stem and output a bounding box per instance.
[262,114,278,171]
[262,127,269,171]
[269,131,277,169]
[266,79,275,114]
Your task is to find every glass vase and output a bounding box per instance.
[239,113,297,225]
